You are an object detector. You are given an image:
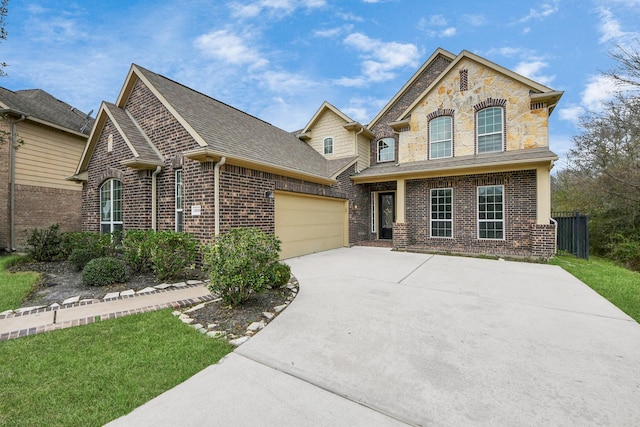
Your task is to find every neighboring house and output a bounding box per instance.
[71,47,562,260]
[0,88,93,252]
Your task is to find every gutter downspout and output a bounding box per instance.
[9,114,26,252]
[151,166,162,231]
[549,217,558,256]
[214,157,226,237]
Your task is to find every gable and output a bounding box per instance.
[395,55,562,163]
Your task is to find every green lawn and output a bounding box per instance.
[550,254,640,322]
[0,255,40,311]
[0,310,234,427]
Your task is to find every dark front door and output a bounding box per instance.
[379,192,395,240]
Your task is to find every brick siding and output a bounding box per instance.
[402,169,552,258]
[13,184,82,250]
[0,134,9,250]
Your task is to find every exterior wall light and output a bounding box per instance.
[265,190,275,199]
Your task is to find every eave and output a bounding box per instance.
[65,171,88,182]
[120,158,165,169]
[343,122,375,138]
[183,147,336,185]
[352,153,557,184]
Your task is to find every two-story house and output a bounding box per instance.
[71,48,562,260]
[0,88,93,252]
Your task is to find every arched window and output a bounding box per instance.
[100,179,123,233]
[476,107,504,153]
[429,116,452,159]
[377,137,395,162]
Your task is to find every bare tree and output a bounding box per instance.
[0,0,8,77]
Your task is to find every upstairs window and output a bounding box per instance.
[323,137,333,155]
[429,116,452,159]
[175,170,183,232]
[100,179,123,234]
[377,137,395,162]
[477,107,503,153]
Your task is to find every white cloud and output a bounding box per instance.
[256,70,319,95]
[314,25,353,38]
[194,30,268,68]
[596,7,629,43]
[337,12,365,22]
[462,14,486,26]
[514,60,555,86]
[516,2,559,23]
[336,33,420,86]
[580,74,618,109]
[440,27,456,37]
[427,15,448,26]
[558,105,585,125]
[229,0,326,19]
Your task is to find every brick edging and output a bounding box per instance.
[0,291,216,341]
[0,284,207,320]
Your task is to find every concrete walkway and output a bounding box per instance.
[0,284,213,340]
[107,247,640,426]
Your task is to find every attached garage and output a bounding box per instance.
[275,191,348,259]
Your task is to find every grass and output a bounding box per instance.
[0,309,234,427]
[550,254,640,322]
[0,255,40,311]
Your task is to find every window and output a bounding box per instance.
[477,107,503,153]
[175,170,183,232]
[377,137,395,162]
[323,137,333,155]
[370,192,376,233]
[430,188,452,237]
[100,179,122,234]
[478,185,504,239]
[429,116,452,159]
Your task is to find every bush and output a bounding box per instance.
[268,262,291,288]
[82,257,129,286]
[68,248,98,271]
[122,229,155,273]
[26,224,64,261]
[203,228,281,306]
[608,234,640,271]
[150,231,199,281]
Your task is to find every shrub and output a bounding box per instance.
[150,231,199,281]
[203,228,281,306]
[608,234,640,271]
[268,262,291,288]
[26,224,64,261]
[122,229,155,273]
[82,257,129,286]
[68,248,98,271]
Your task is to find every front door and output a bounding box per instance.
[379,192,395,239]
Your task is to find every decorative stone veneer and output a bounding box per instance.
[399,57,550,163]
[404,169,553,258]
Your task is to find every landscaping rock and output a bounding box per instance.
[137,287,156,294]
[62,296,80,305]
[262,311,275,320]
[247,320,266,332]
[104,292,120,300]
[229,336,250,346]
[120,289,135,297]
[274,304,287,313]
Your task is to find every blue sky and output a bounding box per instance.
[2,0,640,168]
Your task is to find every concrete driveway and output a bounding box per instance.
[108,247,640,426]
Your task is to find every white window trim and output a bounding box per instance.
[377,138,395,163]
[370,191,376,233]
[476,107,504,154]
[477,185,505,240]
[430,188,453,238]
[175,169,183,232]
[100,179,123,233]
[429,117,453,160]
[323,137,334,155]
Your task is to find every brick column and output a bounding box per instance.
[531,223,556,260]
[393,222,408,250]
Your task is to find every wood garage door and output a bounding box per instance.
[275,191,347,259]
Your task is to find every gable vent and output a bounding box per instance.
[530,101,547,111]
[459,69,468,91]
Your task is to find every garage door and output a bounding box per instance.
[275,191,348,259]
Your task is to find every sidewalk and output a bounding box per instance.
[0,284,214,340]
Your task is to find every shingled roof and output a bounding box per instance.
[0,87,94,135]
[132,65,338,181]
